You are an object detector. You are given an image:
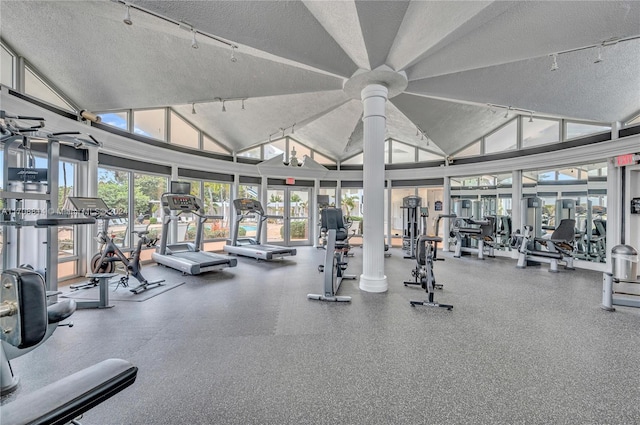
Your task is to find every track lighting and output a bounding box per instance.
[123,5,133,25]
[191,30,199,49]
[487,104,535,121]
[529,112,534,122]
[594,46,603,63]
[550,54,559,71]
[504,107,511,119]
[416,128,419,136]
[191,103,196,114]
[291,123,295,134]
[221,100,226,112]
[241,99,245,110]
[231,46,237,62]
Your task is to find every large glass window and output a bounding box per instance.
[238,146,261,159]
[24,66,74,111]
[203,134,229,154]
[313,152,335,165]
[456,140,481,158]
[391,140,416,164]
[239,184,259,200]
[98,168,130,248]
[202,181,231,240]
[418,149,442,162]
[133,109,166,141]
[566,122,610,140]
[133,172,167,248]
[170,111,199,149]
[485,119,517,154]
[97,111,128,131]
[1,45,14,88]
[342,153,363,165]
[522,118,560,148]
[264,139,286,160]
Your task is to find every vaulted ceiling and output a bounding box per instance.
[1,1,639,161]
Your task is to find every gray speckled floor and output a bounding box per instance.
[2,247,640,424]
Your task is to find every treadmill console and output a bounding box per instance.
[233,198,265,215]
[166,195,198,211]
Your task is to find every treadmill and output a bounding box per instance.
[224,198,297,260]
[152,182,237,275]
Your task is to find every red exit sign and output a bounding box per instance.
[285,177,295,185]
[615,154,639,167]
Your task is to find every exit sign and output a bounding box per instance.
[285,177,295,185]
[615,154,639,167]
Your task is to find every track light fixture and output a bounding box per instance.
[241,99,245,110]
[221,100,226,112]
[487,103,535,121]
[231,46,238,63]
[191,30,199,49]
[550,54,559,71]
[594,46,603,63]
[123,5,133,25]
[191,103,196,114]
[268,123,297,142]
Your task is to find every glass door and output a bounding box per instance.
[266,187,311,246]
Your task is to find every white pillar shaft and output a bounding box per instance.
[359,84,388,293]
[511,170,523,258]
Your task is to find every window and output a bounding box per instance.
[313,152,335,165]
[342,153,363,165]
[134,109,166,141]
[565,122,610,140]
[522,118,560,148]
[456,140,481,158]
[98,168,131,248]
[418,149,442,162]
[97,111,128,131]
[264,139,286,160]
[202,181,231,240]
[290,143,311,162]
[391,141,416,164]
[24,66,74,111]
[1,45,14,88]
[170,111,199,149]
[626,114,640,126]
[239,184,259,200]
[133,172,167,248]
[203,135,229,154]
[485,119,517,154]
[238,146,261,159]
[318,188,336,207]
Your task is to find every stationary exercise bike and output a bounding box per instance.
[404,213,456,310]
[68,197,164,294]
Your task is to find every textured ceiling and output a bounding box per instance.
[1,1,639,160]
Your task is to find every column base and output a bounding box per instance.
[359,274,388,293]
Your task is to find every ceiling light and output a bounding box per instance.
[291,123,295,134]
[221,100,226,112]
[123,5,133,25]
[241,99,245,110]
[528,112,534,122]
[230,46,237,62]
[191,30,199,49]
[504,107,511,119]
[550,54,559,71]
[416,128,419,136]
[594,46,603,63]
[191,103,196,114]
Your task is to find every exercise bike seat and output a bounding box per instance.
[419,235,442,243]
[132,230,149,236]
[48,299,77,324]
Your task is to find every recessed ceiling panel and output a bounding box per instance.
[131,0,358,77]
[355,0,410,70]
[392,94,512,155]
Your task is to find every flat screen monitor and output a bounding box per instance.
[171,181,191,195]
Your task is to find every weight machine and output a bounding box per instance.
[401,195,426,259]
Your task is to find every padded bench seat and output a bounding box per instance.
[457,227,482,234]
[1,358,137,425]
[528,250,563,260]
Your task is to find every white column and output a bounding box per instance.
[313,178,320,248]
[359,84,388,293]
[83,147,99,275]
[606,159,621,272]
[511,170,523,258]
[442,177,451,252]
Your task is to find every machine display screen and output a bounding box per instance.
[171,181,191,195]
[167,196,196,210]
